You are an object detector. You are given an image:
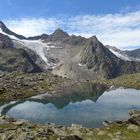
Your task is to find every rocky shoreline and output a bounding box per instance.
[0,72,140,105]
[0,72,71,105]
[0,110,140,140]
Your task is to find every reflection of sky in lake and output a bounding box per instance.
[3,88,140,128]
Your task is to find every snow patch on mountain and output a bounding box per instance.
[15,39,60,68]
[109,49,131,61]
[0,28,59,67]
[20,40,50,65]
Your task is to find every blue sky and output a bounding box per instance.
[0,0,140,49]
[0,0,140,19]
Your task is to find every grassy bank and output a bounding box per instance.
[95,73,140,90]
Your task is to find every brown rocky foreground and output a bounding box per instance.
[0,110,140,140]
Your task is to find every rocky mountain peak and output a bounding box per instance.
[0,21,5,30]
[52,28,69,38]
[0,33,13,48]
[0,21,11,33]
[0,21,10,33]
[45,28,69,42]
[88,35,98,41]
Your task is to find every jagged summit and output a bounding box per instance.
[52,28,69,37]
[0,21,5,29]
[49,28,69,40]
[88,35,98,40]
[27,33,48,40]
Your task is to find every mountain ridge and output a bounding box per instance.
[0,21,140,80]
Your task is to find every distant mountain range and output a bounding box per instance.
[0,21,140,80]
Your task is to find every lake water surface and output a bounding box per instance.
[0,83,140,128]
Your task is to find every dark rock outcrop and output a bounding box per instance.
[0,33,13,48]
[27,33,48,40]
[0,33,42,73]
[125,49,140,59]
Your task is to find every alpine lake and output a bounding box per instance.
[0,83,140,128]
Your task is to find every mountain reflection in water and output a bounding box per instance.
[1,83,140,128]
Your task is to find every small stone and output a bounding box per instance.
[0,128,4,133]
[16,128,23,133]
[112,138,120,140]
[127,124,139,132]
[6,133,14,140]
[103,120,111,126]
[103,121,108,127]
[0,116,6,119]
[38,128,44,133]
[13,121,24,126]
[47,128,54,134]
[1,134,6,140]
[115,131,122,135]
[0,119,6,124]
[116,135,122,138]
[18,132,27,140]
[71,124,83,129]
[108,133,113,138]
[129,110,140,117]
[94,128,100,131]
[97,130,106,136]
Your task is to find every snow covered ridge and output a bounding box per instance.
[0,28,19,40]
[0,29,60,67]
[109,49,131,61]
[109,49,140,62]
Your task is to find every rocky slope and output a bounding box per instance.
[0,72,69,105]
[125,48,140,59]
[0,33,44,73]
[46,33,140,80]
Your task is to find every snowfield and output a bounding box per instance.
[109,48,140,62]
[109,49,131,61]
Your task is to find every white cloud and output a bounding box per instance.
[5,18,60,37]
[5,10,140,50]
